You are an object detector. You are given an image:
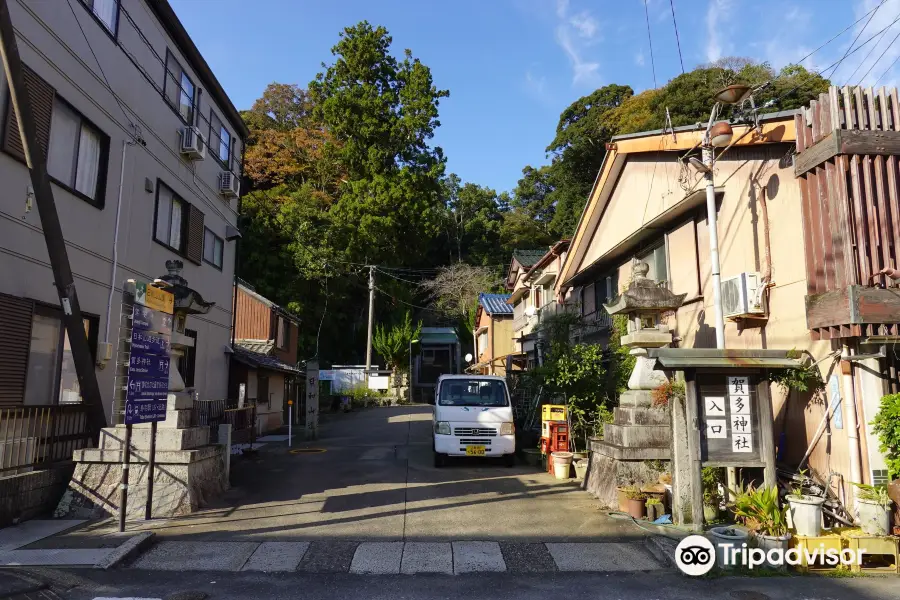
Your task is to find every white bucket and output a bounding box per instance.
[551,451,573,479]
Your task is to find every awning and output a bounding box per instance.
[565,187,724,287]
[647,348,804,369]
[507,287,529,304]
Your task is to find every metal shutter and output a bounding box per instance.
[185,203,204,265]
[0,293,34,403]
[2,65,55,162]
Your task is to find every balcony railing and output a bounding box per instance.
[0,404,93,476]
[513,313,537,332]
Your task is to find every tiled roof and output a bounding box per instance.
[236,339,274,355]
[512,249,546,267]
[232,345,302,375]
[479,293,514,315]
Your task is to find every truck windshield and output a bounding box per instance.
[438,379,508,407]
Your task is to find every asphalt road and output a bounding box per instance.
[3,568,898,600]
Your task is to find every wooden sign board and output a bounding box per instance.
[699,375,762,463]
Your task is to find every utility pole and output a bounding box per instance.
[0,0,106,435]
[702,143,726,350]
[365,265,375,385]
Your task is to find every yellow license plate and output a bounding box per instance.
[466,445,486,456]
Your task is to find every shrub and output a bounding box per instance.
[871,393,900,479]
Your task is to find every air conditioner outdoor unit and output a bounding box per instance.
[180,126,206,160]
[721,271,766,319]
[219,171,240,198]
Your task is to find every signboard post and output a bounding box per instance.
[306,361,319,440]
[117,280,174,531]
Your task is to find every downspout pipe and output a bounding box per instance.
[104,137,135,349]
[842,344,864,505]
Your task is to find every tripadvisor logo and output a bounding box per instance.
[675,534,867,575]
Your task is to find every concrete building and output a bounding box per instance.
[229,282,301,434]
[0,0,246,421]
[471,292,514,375]
[557,103,898,502]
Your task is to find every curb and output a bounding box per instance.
[645,535,678,568]
[96,531,155,570]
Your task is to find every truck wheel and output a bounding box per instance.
[504,454,515,468]
[434,451,446,468]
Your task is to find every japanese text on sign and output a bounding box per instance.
[132,305,173,334]
[728,377,753,453]
[134,281,174,314]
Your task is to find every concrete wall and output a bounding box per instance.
[0,0,244,419]
[566,140,865,498]
[0,463,74,526]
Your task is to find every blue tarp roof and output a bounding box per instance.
[479,293,514,315]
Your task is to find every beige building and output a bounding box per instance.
[0,0,246,421]
[471,293,515,375]
[557,107,896,501]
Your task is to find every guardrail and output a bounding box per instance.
[0,404,92,476]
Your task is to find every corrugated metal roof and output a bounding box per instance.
[479,293,514,315]
[512,249,546,267]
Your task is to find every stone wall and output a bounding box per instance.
[0,463,75,526]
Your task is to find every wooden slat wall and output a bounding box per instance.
[796,86,900,339]
[234,286,273,341]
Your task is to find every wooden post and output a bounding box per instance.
[119,424,132,532]
[144,421,157,520]
[684,371,704,530]
[0,0,106,436]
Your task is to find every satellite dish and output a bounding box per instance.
[464,353,473,363]
[525,305,537,317]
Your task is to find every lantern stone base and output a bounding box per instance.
[584,390,671,508]
[55,392,228,520]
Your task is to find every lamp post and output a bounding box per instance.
[700,84,751,350]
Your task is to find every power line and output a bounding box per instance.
[824,0,887,80]
[669,0,685,75]
[65,0,134,131]
[792,1,889,68]
[373,285,442,313]
[845,17,894,83]
[643,0,657,88]
[874,51,900,86]
[859,26,900,84]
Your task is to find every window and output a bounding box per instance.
[438,379,508,407]
[177,329,197,388]
[24,307,95,405]
[594,271,619,308]
[209,110,231,167]
[477,330,488,356]
[47,98,108,206]
[203,228,224,269]
[638,243,668,285]
[164,51,195,124]
[80,0,118,35]
[155,182,186,252]
[276,316,286,349]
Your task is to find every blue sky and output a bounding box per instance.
[171,0,895,193]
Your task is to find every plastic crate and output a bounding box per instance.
[541,405,567,422]
[789,531,847,572]
[844,532,899,573]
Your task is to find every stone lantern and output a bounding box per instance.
[157,260,214,392]
[582,260,687,509]
[604,260,687,393]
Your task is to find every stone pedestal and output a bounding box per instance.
[585,389,671,508]
[56,392,228,520]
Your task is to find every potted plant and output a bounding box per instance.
[616,484,634,512]
[730,485,791,570]
[702,466,723,522]
[645,497,664,521]
[573,458,589,479]
[852,483,893,536]
[708,526,749,570]
[786,469,825,537]
[870,393,900,534]
[625,487,647,520]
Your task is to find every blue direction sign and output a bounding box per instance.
[131,329,170,355]
[127,354,170,379]
[132,305,173,334]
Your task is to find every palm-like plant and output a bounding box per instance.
[728,484,789,537]
[372,311,422,372]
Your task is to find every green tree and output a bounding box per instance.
[373,310,422,384]
[441,173,506,265]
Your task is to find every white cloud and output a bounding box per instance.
[635,51,646,67]
[525,70,547,95]
[829,0,900,87]
[553,0,602,86]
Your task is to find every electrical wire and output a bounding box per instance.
[874,51,900,86]
[669,0,685,75]
[373,285,442,313]
[643,0,657,88]
[824,0,887,80]
[65,0,134,131]
[858,26,900,85]
[845,21,894,84]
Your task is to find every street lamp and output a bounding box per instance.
[699,84,750,350]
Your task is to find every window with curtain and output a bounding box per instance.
[203,227,224,269]
[47,98,107,206]
[80,0,118,34]
[164,51,195,124]
[209,110,231,166]
[155,181,186,252]
[24,307,94,405]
